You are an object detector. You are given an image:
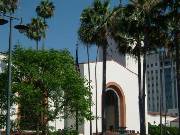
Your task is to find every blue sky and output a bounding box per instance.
[0,0,122,62]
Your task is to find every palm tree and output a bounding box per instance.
[0,0,19,13]
[152,1,180,133]
[36,0,55,49]
[94,46,99,135]
[160,0,180,133]
[25,17,47,50]
[78,0,110,134]
[36,2,55,133]
[109,1,161,134]
[36,0,55,19]
[110,5,144,134]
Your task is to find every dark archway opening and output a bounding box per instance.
[105,89,119,131]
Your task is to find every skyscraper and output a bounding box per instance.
[146,51,178,116]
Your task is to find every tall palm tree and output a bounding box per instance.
[78,0,110,134]
[94,46,99,135]
[0,0,19,13]
[153,1,180,133]
[109,1,161,134]
[161,0,180,133]
[110,5,144,134]
[25,17,47,50]
[36,2,55,133]
[36,0,55,49]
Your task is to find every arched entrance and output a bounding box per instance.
[104,82,126,131]
[105,89,119,130]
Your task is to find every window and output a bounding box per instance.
[151,70,153,74]
[155,63,158,66]
[147,64,149,68]
[152,77,154,80]
[151,64,153,67]
[164,60,170,66]
[160,62,163,66]
[156,89,159,93]
[155,70,158,73]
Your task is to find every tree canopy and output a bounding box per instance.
[0,47,92,131]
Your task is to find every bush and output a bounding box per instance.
[48,128,78,135]
[148,124,179,135]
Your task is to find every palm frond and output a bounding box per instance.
[25,17,47,42]
[78,0,111,47]
[36,0,55,19]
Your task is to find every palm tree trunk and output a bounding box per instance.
[42,37,45,50]
[174,3,180,133]
[137,39,143,135]
[75,43,79,134]
[142,53,146,135]
[42,18,46,50]
[36,40,39,50]
[141,23,149,135]
[86,45,92,135]
[42,90,48,135]
[102,43,107,134]
[175,30,180,134]
[95,46,99,135]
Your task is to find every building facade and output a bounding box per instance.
[0,43,178,134]
[146,51,178,115]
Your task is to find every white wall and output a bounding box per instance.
[81,60,141,135]
[99,37,126,67]
[49,119,64,131]
[147,114,175,126]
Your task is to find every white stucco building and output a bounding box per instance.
[78,60,140,134]
[61,42,177,134]
[0,42,177,134]
[62,38,145,134]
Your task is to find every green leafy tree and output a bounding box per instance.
[0,47,92,134]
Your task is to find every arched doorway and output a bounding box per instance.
[105,89,119,130]
[104,82,126,131]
